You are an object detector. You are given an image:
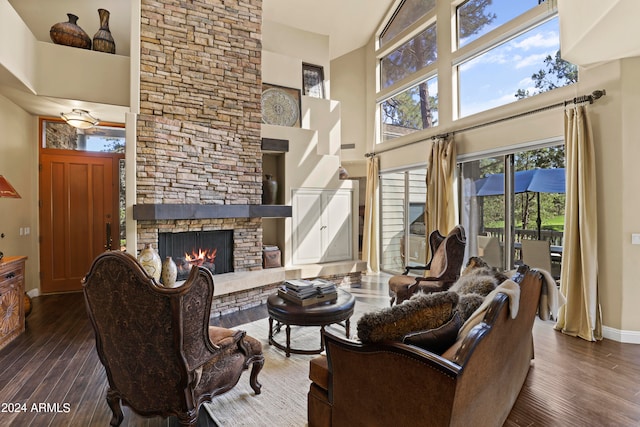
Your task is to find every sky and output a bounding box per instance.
[458,1,565,117]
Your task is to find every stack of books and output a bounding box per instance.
[278,279,338,306]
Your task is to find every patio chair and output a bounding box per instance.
[521,239,552,273]
[476,235,502,269]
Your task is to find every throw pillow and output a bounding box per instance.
[402,311,463,354]
[357,291,458,343]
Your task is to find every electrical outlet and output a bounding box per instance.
[632,234,640,245]
[25,227,30,236]
[19,227,24,236]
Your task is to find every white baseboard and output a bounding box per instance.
[602,325,640,344]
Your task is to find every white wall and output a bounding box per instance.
[0,94,39,294]
[261,21,360,268]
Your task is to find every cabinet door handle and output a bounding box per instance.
[5,272,15,279]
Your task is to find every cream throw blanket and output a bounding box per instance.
[537,268,566,321]
[457,279,521,339]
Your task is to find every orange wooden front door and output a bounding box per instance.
[39,151,119,293]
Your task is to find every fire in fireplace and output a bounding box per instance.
[158,231,233,281]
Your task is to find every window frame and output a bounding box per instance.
[374,0,565,144]
[302,63,325,99]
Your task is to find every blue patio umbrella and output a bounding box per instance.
[474,168,566,238]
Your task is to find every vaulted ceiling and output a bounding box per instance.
[9,0,393,60]
[5,1,639,121]
[4,0,393,120]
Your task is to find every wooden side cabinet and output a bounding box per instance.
[0,256,26,350]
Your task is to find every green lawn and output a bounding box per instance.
[544,215,564,232]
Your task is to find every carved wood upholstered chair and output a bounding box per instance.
[388,225,467,306]
[82,250,264,427]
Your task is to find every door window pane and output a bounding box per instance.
[514,146,565,277]
[380,169,428,273]
[380,172,406,273]
[461,156,505,270]
[406,169,427,267]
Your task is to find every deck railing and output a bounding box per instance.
[483,228,564,246]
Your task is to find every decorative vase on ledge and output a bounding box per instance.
[262,174,278,205]
[92,8,116,54]
[50,13,92,50]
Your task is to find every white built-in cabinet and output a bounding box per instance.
[292,189,353,264]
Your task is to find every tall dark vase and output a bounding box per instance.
[262,174,278,205]
[50,14,92,50]
[93,9,116,54]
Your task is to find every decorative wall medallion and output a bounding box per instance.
[261,85,301,127]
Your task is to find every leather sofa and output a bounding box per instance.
[307,266,542,427]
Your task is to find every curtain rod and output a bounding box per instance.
[365,89,606,158]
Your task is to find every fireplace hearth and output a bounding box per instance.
[159,231,233,280]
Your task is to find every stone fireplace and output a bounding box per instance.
[133,0,286,316]
[132,0,362,317]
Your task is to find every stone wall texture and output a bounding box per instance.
[137,0,264,272]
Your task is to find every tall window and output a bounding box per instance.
[457,17,575,117]
[377,0,438,142]
[380,76,438,141]
[380,0,436,47]
[457,0,541,47]
[455,0,577,118]
[376,0,576,142]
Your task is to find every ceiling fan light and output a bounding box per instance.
[61,109,100,129]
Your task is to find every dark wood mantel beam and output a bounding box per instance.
[133,204,292,220]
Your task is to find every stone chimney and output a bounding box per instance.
[135,0,265,272]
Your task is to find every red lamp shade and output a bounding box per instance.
[0,175,21,198]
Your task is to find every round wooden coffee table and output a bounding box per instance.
[267,288,355,357]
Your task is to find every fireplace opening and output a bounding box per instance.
[158,230,233,280]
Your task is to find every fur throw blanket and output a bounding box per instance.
[447,256,509,320]
[357,256,508,344]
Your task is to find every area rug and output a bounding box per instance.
[203,300,380,427]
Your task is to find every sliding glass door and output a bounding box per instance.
[460,143,565,274]
[380,168,427,274]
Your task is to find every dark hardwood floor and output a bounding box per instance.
[1,274,639,426]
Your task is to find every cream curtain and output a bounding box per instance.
[555,105,602,341]
[362,155,380,273]
[425,136,457,259]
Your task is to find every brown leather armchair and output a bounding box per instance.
[388,225,466,305]
[82,251,264,426]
